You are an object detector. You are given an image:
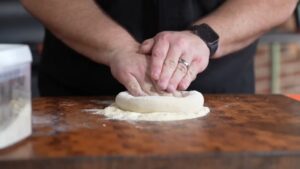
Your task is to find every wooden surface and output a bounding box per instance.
[1,95,300,169]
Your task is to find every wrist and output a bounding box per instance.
[106,40,140,67]
[188,24,219,58]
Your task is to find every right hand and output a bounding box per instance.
[139,31,210,93]
[108,47,160,96]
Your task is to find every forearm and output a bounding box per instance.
[21,0,138,65]
[196,0,298,58]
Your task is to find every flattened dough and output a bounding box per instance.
[97,91,210,121]
[116,91,205,113]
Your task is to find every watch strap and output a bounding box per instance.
[189,24,219,58]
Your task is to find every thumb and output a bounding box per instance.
[139,38,154,54]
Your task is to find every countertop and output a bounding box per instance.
[1,95,300,169]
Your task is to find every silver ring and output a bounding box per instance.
[178,58,190,69]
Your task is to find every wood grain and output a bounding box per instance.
[1,95,300,169]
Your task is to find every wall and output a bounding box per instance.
[255,16,300,94]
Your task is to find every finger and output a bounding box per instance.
[167,55,191,92]
[152,80,172,96]
[157,45,182,90]
[140,39,154,54]
[138,76,158,96]
[178,61,199,91]
[151,38,169,80]
[140,82,160,96]
[122,74,146,96]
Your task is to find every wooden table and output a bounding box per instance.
[1,95,300,169]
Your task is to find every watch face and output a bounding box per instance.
[196,24,219,43]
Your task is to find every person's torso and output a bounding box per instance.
[40,0,257,95]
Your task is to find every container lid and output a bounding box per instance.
[0,44,32,67]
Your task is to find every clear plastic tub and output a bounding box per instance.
[0,44,32,149]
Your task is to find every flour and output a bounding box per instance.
[0,103,31,149]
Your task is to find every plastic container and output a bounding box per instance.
[0,44,32,149]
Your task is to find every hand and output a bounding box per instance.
[108,47,160,96]
[140,31,210,92]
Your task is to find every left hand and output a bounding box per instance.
[139,31,210,92]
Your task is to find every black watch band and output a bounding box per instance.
[189,24,219,58]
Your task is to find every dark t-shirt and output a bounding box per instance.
[39,0,257,96]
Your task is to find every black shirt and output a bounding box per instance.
[39,0,257,96]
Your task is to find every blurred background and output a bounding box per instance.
[0,0,299,97]
[0,0,43,97]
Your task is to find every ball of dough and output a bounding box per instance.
[115,91,205,113]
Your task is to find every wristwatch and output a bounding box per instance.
[189,23,219,58]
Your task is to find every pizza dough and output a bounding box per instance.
[116,91,205,113]
[96,91,209,121]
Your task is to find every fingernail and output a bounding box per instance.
[179,83,187,90]
[158,81,167,90]
[152,72,159,80]
[167,85,175,92]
